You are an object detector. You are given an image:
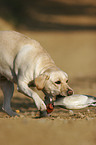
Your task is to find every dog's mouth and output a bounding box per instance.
[56,94,65,100]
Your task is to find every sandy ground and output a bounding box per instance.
[0,30,96,145]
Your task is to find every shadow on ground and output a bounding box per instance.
[0,96,37,114]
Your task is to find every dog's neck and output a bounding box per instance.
[34,53,57,77]
[40,65,58,74]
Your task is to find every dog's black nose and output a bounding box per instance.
[67,89,73,96]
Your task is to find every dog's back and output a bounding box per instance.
[0,31,43,55]
[0,31,55,82]
[0,31,43,80]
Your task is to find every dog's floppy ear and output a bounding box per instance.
[35,74,49,90]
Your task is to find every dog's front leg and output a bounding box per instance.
[17,81,47,117]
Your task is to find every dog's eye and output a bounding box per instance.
[66,80,68,83]
[55,81,61,84]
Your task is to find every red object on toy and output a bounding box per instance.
[47,103,54,114]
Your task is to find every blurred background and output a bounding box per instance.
[0,0,96,94]
[0,0,96,92]
[0,0,96,31]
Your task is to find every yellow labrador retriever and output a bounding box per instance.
[0,31,73,117]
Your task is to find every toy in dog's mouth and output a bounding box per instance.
[45,94,70,114]
[45,95,65,114]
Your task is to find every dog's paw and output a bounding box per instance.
[39,110,48,118]
[2,107,20,117]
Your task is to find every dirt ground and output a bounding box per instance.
[0,0,96,144]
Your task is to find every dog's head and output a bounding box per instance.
[35,69,73,97]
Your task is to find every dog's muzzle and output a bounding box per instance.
[67,89,73,96]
